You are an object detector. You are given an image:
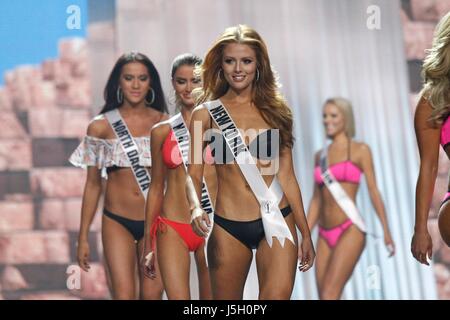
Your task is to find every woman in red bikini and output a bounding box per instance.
[307,97,395,300]
[412,12,450,264]
[142,53,215,299]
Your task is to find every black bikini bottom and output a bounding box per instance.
[213,206,292,250]
[103,208,144,242]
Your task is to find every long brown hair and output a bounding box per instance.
[195,25,294,148]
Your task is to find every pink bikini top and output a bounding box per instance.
[441,116,450,149]
[314,160,362,185]
[313,142,362,185]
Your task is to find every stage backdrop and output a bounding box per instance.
[1,0,449,299]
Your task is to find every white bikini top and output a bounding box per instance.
[69,116,151,178]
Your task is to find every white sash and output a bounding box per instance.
[105,109,150,199]
[169,113,214,214]
[319,144,367,232]
[205,100,294,248]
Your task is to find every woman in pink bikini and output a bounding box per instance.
[307,97,395,300]
[142,53,215,299]
[412,12,450,264]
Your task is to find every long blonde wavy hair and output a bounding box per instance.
[195,25,294,148]
[421,12,450,125]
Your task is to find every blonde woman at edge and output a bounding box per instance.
[412,12,450,266]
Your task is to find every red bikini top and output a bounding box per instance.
[162,130,213,169]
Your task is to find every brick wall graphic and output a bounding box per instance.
[0,38,109,299]
[401,0,450,299]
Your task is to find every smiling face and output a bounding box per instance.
[221,43,257,92]
[119,61,151,105]
[172,64,201,108]
[323,102,346,138]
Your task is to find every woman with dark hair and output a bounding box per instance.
[143,53,215,299]
[186,25,315,300]
[70,52,168,299]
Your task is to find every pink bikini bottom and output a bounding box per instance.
[318,219,353,248]
[442,192,450,207]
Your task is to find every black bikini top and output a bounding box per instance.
[206,127,279,164]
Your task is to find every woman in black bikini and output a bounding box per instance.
[70,52,168,299]
[186,25,315,299]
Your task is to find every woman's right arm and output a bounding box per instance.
[412,96,441,265]
[142,124,167,277]
[77,122,104,272]
[187,106,211,237]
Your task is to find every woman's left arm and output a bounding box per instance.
[277,146,315,271]
[359,143,395,257]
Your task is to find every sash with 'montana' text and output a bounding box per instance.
[169,113,214,214]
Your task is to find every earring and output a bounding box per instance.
[256,68,260,82]
[218,69,223,80]
[117,87,123,103]
[145,88,155,105]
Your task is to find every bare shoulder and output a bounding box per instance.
[415,95,437,129]
[416,95,433,113]
[87,115,110,138]
[192,104,211,122]
[353,140,369,150]
[151,120,171,141]
[352,141,372,163]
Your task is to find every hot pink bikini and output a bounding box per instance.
[314,146,363,248]
[440,115,450,149]
[441,116,450,206]
[314,160,362,186]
